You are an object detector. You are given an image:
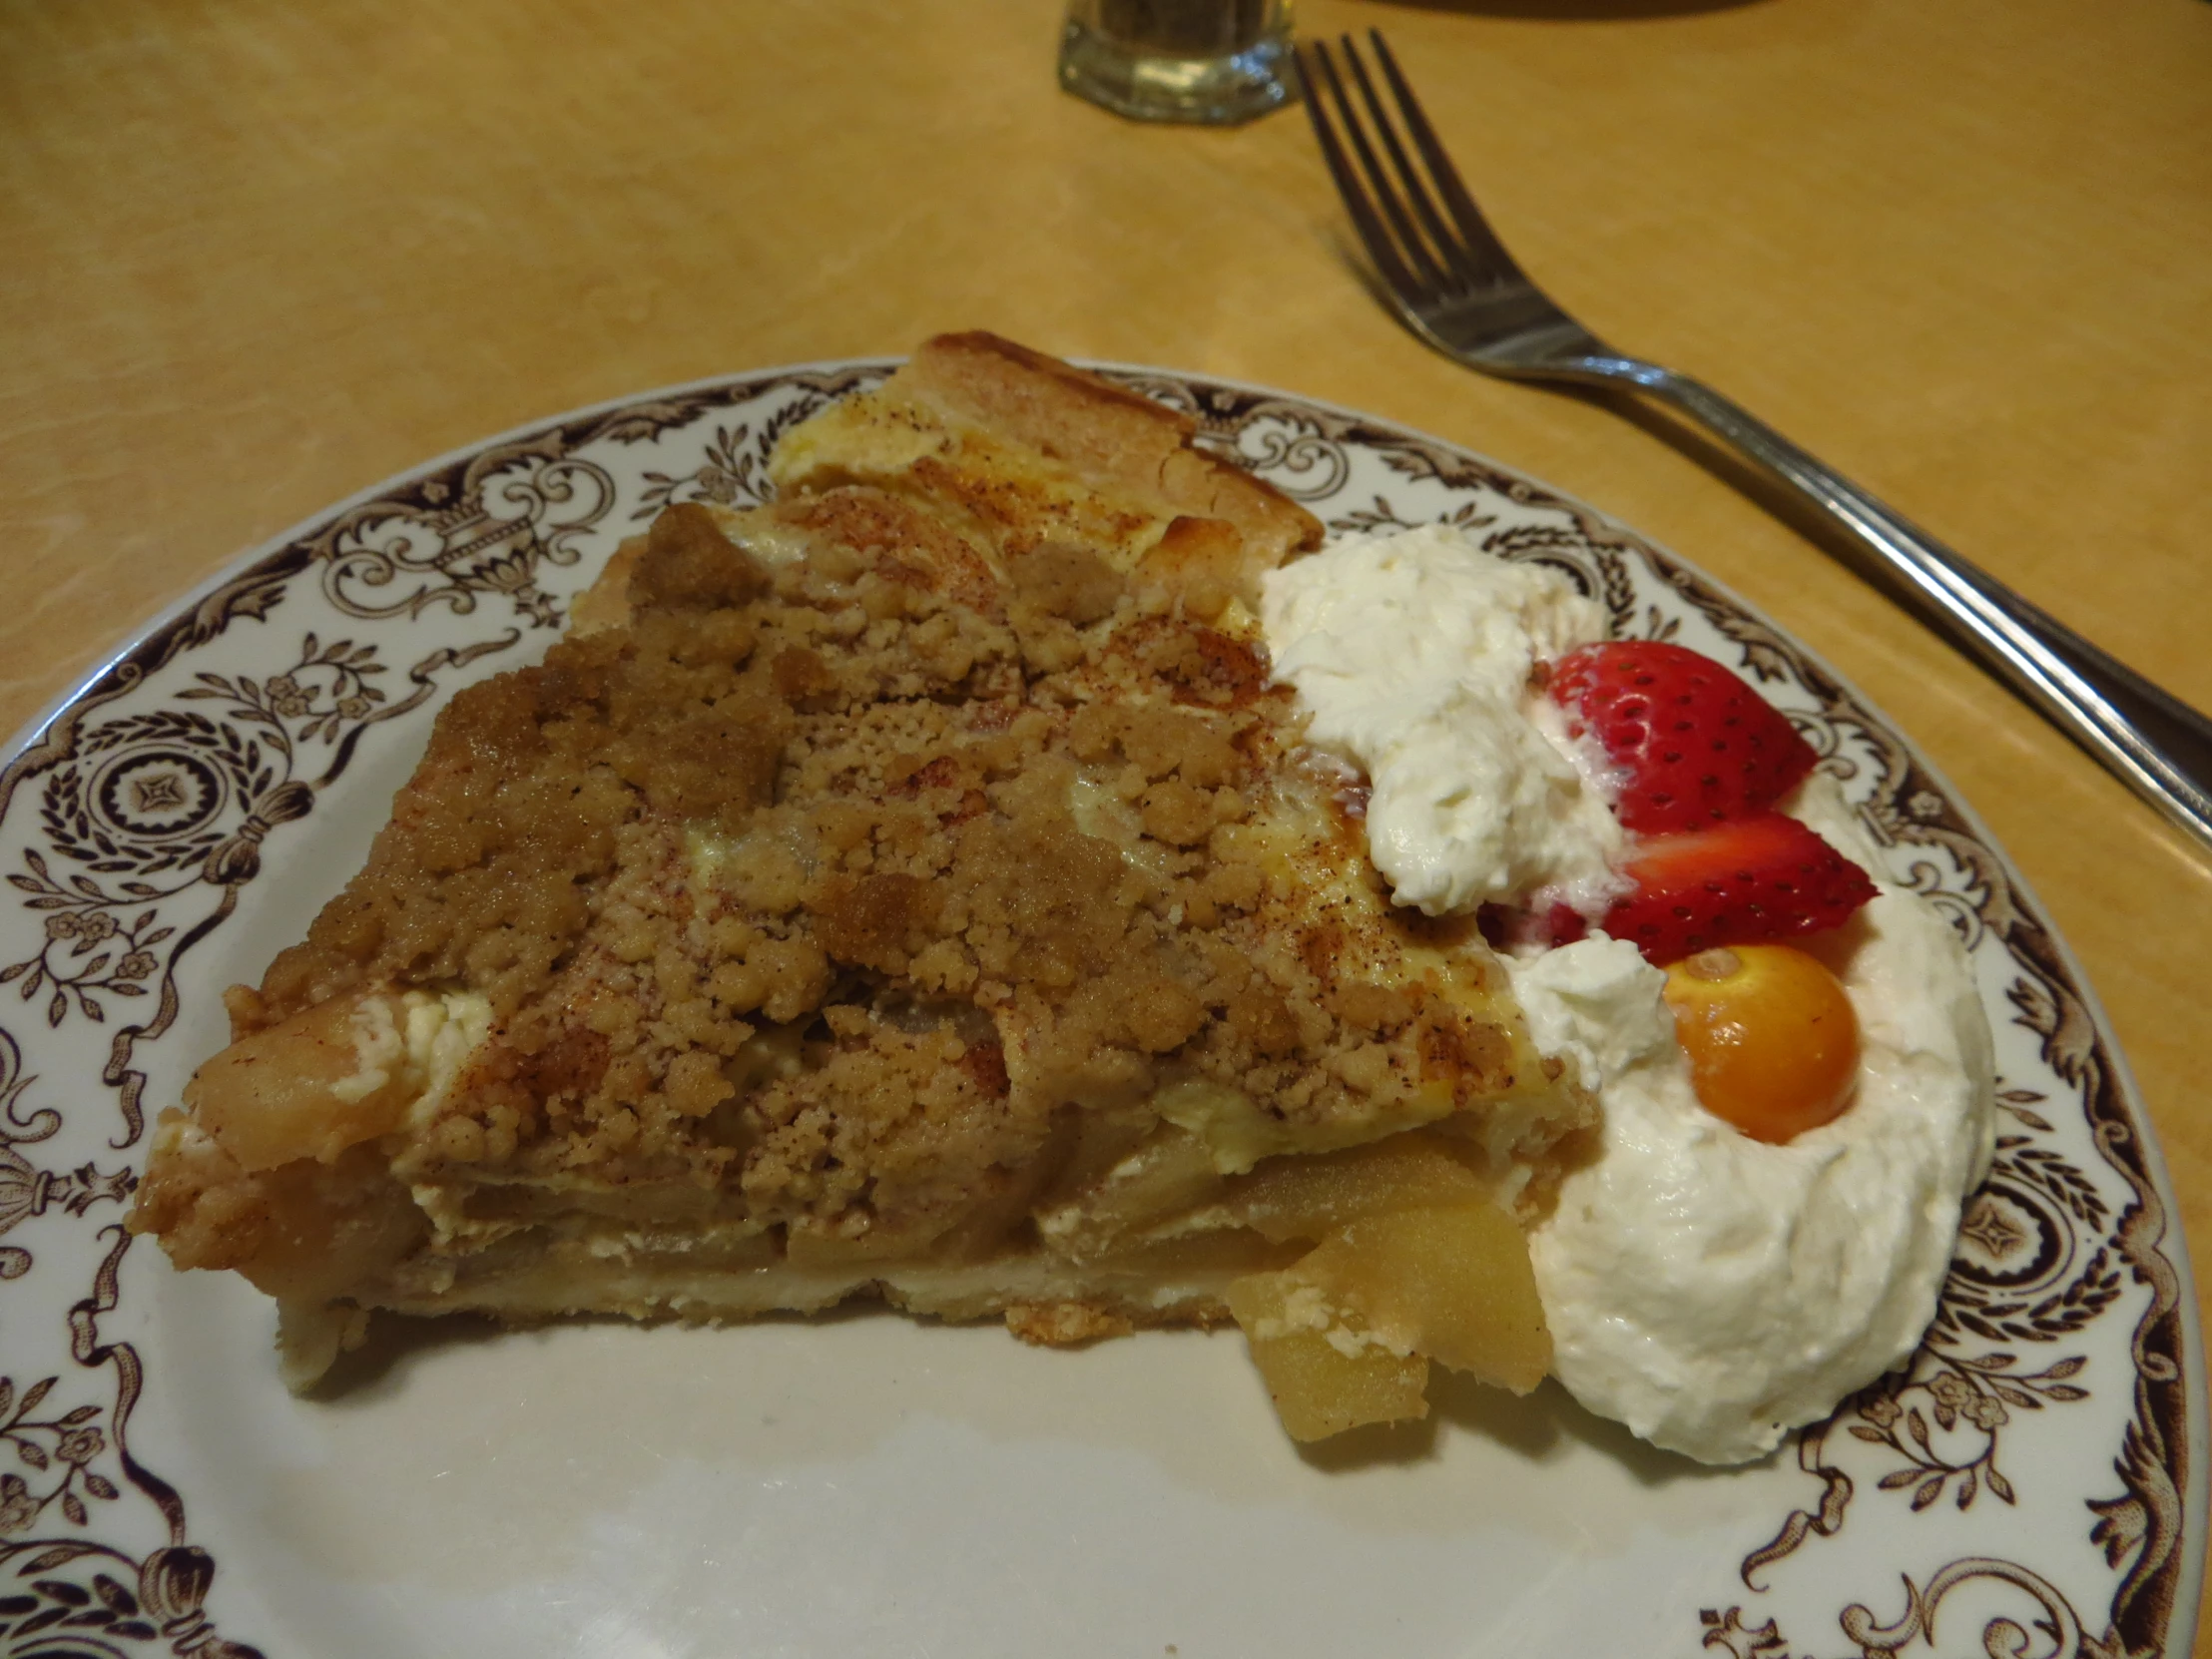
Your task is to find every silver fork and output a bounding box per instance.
[1300,30,2212,857]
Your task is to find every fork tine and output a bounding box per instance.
[1366,30,1531,290]
[1336,36,1470,293]
[1310,39,1454,298]
[1297,42,1423,303]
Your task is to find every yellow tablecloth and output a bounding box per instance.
[5,0,2209,1639]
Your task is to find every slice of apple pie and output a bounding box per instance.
[131,334,1591,1437]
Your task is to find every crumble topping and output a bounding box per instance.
[134,335,1592,1381]
[138,495,1578,1286]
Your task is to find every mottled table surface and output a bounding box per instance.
[5,0,2209,1643]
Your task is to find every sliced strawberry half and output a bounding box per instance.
[1601,812,1879,965]
[1550,641,1818,833]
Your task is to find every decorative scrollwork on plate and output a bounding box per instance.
[1208,407,1352,501]
[1935,1124,2120,1347]
[0,1371,124,1537]
[0,1539,264,1657]
[0,1028,134,1279]
[309,437,614,628]
[1706,1558,2085,1659]
[1846,1350,2086,1512]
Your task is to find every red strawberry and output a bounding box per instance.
[1601,812,1878,965]
[1549,641,1817,833]
[1477,901,1588,952]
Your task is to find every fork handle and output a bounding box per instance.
[1626,367,2212,852]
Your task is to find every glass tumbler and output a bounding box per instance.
[1057,0,1297,126]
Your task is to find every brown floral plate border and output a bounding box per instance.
[0,360,2198,1657]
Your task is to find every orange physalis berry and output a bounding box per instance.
[1661,944,1860,1144]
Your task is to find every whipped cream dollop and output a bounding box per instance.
[1261,522,1995,1465]
[1516,777,1996,1463]
[1259,525,1626,916]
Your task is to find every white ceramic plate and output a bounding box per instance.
[0,361,2199,1658]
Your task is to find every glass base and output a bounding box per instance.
[1057,18,1298,126]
